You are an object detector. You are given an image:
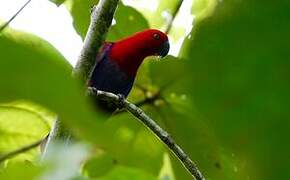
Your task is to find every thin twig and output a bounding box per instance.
[135,91,161,107]
[88,87,205,180]
[0,138,43,163]
[165,0,184,34]
[0,0,32,33]
[114,90,161,115]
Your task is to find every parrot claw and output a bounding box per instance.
[116,93,126,109]
[90,5,96,14]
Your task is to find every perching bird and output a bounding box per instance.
[89,29,169,113]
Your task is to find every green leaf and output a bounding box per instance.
[102,113,165,176]
[83,153,115,178]
[146,51,241,180]
[158,153,175,180]
[63,1,149,41]
[0,105,49,162]
[180,0,290,179]
[52,1,149,40]
[191,0,218,21]
[129,0,181,29]
[2,100,56,127]
[50,0,66,6]
[107,3,149,41]
[157,99,234,180]
[148,56,190,94]
[82,112,166,178]
[100,165,157,180]
[0,143,88,180]
[0,28,105,144]
[65,0,99,39]
[0,162,43,180]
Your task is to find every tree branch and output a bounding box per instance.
[88,87,205,180]
[114,90,161,115]
[73,0,119,84]
[44,0,119,156]
[0,138,43,163]
[0,0,32,33]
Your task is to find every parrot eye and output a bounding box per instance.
[152,33,160,40]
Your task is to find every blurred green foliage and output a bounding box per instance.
[181,0,290,179]
[0,0,289,179]
[0,28,109,147]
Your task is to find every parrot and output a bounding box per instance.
[42,29,169,153]
[88,29,170,113]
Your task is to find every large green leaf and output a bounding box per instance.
[81,111,166,178]
[0,143,89,180]
[0,162,42,180]
[53,0,148,41]
[142,57,234,178]
[65,0,149,41]
[148,56,190,94]
[180,0,290,179]
[156,98,237,180]
[104,112,165,176]
[126,0,181,29]
[50,0,99,38]
[0,28,105,144]
[122,55,228,179]
[0,100,56,162]
[107,2,149,41]
[191,0,217,21]
[0,105,49,162]
[2,100,56,128]
[65,0,99,39]
[82,153,115,178]
[99,165,157,180]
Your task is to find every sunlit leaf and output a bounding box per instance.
[158,153,175,180]
[0,105,49,162]
[191,0,217,21]
[65,0,99,39]
[107,2,149,41]
[128,0,180,29]
[0,162,42,180]
[3,100,56,127]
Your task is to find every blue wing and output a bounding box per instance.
[89,43,135,97]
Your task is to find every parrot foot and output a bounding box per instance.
[116,93,126,109]
[90,5,97,14]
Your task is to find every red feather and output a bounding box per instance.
[108,29,168,76]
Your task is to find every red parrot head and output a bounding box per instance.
[109,29,170,75]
